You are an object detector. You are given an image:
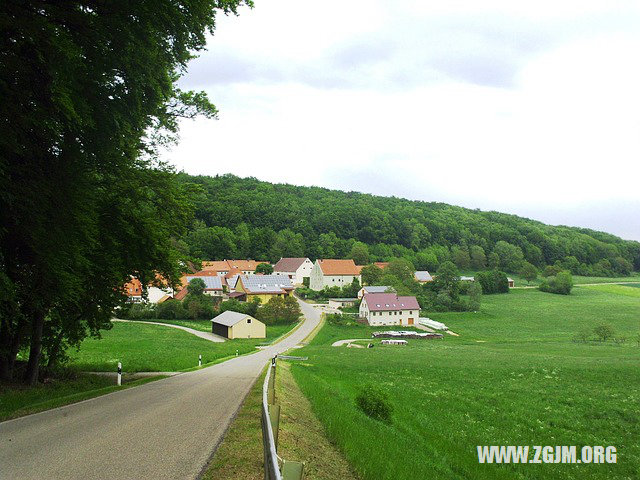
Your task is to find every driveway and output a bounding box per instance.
[0,298,321,480]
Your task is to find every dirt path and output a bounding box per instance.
[112,318,226,343]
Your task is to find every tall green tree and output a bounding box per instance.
[349,241,370,265]
[519,262,538,284]
[0,0,251,384]
[360,264,384,286]
[470,245,486,270]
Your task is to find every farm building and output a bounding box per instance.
[184,275,224,297]
[273,257,314,285]
[309,259,362,291]
[414,271,433,283]
[201,259,269,276]
[211,311,265,339]
[507,277,515,288]
[327,298,358,309]
[234,274,294,302]
[124,278,143,303]
[357,285,394,299]
[359,293,420,326]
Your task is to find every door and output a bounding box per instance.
[408,318,414,325]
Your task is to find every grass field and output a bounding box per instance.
[0,375,163,422]
[68,321,297,372]
[290,288,640,479]
[464,271,640,287]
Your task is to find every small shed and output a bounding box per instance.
[211,311,265,339]
[507,277,515,288]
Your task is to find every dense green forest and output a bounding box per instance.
[178,174,640,276]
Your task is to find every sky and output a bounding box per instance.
[161,0,640,241]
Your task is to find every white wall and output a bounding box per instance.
[147,287,173,304]
[359,299,418,326]
[294,259,314,284]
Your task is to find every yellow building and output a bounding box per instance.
[234,274,294,303]
[211,311,266,339]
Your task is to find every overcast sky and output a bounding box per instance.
[161,0,640,241]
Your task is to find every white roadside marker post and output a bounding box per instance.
[117,362,122,386]
[236,349,238,357]
[198,354,202,367]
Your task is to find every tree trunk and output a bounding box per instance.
[23,312,45,386]
[0,316,24,381]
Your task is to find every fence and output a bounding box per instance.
[261,356,305,480]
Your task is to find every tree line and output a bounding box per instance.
[0,1,250,385]
[178,174,640,277]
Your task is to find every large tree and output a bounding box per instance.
[0,0,250,384]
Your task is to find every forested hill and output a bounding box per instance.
[177,173,640,276]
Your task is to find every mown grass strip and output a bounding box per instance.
[202,368,267,480]
[0,375,165,422]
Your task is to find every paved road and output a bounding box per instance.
[113,318,226,343]
[0,299,321,480]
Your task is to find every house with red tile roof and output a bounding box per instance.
[359,293,420,326]
[309,259,362,291]
[124,278,143,303]
[273,257,313,285]
[201,259,269,275]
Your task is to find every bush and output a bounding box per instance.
[155,299,187,319]
[476,270,509,294]
[572,327,591,343]
[355,384,393,423]
[124,303,156,320]
[539,271,573,295]
[593,324,615,342]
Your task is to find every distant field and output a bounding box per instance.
[584,284,640,297]
[478,272,640,287]
[69,321,296,372]
[291,288,640,479]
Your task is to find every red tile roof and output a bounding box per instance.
[174,287,188,301]
[318,259,361,276]
[124,278,142,297]
[363,293,420,311]
[273,257,308,272]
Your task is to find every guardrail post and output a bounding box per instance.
[281,460,304,480]
[268,403,280,450]
[267,357,276,405]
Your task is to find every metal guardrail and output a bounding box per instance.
[261,356,304,480]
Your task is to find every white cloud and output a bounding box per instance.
[163,1,640,241]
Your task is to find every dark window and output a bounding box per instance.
[247,318,252,323]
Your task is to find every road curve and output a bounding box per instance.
[0,298,321,480]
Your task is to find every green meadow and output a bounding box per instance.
[68,321,296,372]
[290,287,640,479]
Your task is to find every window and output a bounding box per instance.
[247,318,252,323]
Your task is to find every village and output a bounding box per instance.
[123,257,515,341]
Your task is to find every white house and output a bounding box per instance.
[414,271,433,283]
[273,257,314,285]
[309,259,362,291]
[147,286,174,303]
[357,285,395,299]
[359,293,420,326]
